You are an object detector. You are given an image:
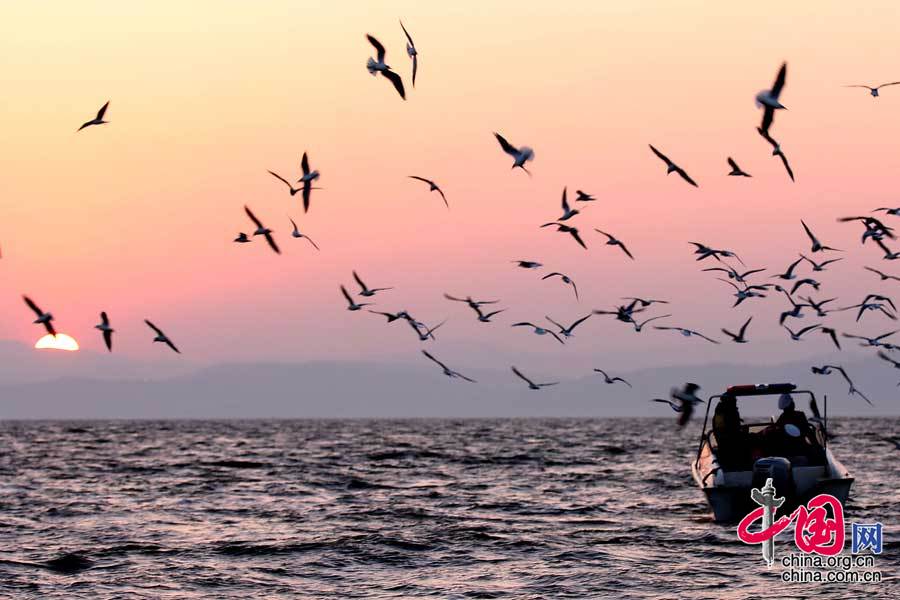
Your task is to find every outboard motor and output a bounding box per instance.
[752,457,794,498]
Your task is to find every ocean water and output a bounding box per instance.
[0,418,897,599]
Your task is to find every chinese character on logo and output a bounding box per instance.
[851,522,883,555]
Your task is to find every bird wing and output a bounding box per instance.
[399,20,414,47]
[165,338,181,354]
[144,319,163,336]
[549,331,565,344]
[352,271,368,292]
[23,295,43,317]
[494,132,517,156]
[411,54,418,87]
[675,167,699,187]
[779,152,795,181]
[560,187,570,213]
[341,285,354,304]
[760,106,775,135]
[739,317,753,337]
[648,144,670,165]
[303,235,320,250]
[593,368,609,378]
[100,311,109,326]
[381,69,406,100]
[544,316,565,330]
[268,170,291,187]
[264,233,281,255]
[568,228,587,249]
[421,350,448,370]
[727,157,739,171]
[878,82,900,88]
[511,366,534,386]
[300,152,310,176]
[613,377,632,388]
[301,181,311,213]
[771,62,787,97]
[366,34,386,62]
[541,272,563,280]
[618,241,634,260]
[244,205,263,228]
[409,175,433,185]
[511,322,536,328]
[96,100,110,120]
[878,350,900,367]
[103,329,112,352]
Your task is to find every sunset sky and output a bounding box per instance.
[2,1,900,377]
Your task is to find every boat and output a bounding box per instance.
[691,382,853,523]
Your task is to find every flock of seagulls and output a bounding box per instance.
[13,31,900,426]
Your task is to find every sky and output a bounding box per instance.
[1,1,900,393]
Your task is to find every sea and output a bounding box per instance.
[0,418,897,599]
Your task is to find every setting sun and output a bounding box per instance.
[34,333,80,351]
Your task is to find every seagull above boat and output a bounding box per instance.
[366,34,406,99]
[493,132,534,174]
[95,311,113,352]
[422,350,476,383]
[842,330,898,348]
[653,383,703,427]
[783,323,822,341]
[512,322,564,344]
[353,271,392,297]
[771,257,806,280]
[757,62,787,135]
[267,170,302,196]
[632,314,672,332]
[864,266,900,282]
[234,233,250,243]
[593,368,632,388]
[757,127,794,182]
[595,229,633,259]
[542,272,579,300]
[145,319,180,354]
[702,266,765,283]
[541,222,587,249]
[23,295,56,337]
[654,325,719,344]
[690,242,744,265]
[77,100,109,132]
[294,152,321,213]
[399,20,418,87]
[244,206,280,254]
[408,176,448,208]
[844,81,900,97]
[721,316,752,344]
[649,144,698,187]
[511,366,558,390]
[800,254,842,272]
[727,157,752,177]
[801,220,841,253]
[556,187,579,221]
[289,219,320,250]
[810,364,871,405]
[341,285,371,311]
[575,190,596,202]
[512,260,543,269]
[545,314,592,338]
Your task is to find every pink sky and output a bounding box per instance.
[1,1,900,373]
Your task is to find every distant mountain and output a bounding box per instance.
[0,356,896,419]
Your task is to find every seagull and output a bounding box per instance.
[368,310,408,323]
[472,306,507,323]
[353,271,392,297]
[293,152,321,213]
[23,296,56,337]
[800,254,842,271]
[541,222,587,249]
[702,266,766,283]
[556,187,579,221]
[837,295,897,321]
[783,323,822,341]
[366,34,406,99]
[244,206,280,254]
[512,322,564,344]
[653,383,704,427]
[408,318,446,342]
[494,132,534,174]
[77,101,110,132]
[819,327,842,350]
[838,215,896,242]
[421,351,476,383]
[621,297,669,308]
[874,238,900,260]
[757,127,794,181]
[727,157,752,177]
[801,220,841,253]
[267,170,302,196]
[757,62,787,134]
[234,233,250,243]
[777,287,809,324]
[874,207,900,216]
[512,260,542,269]
[864,266,900,282]
[648,144,698,187]
[408,176,448,208]
[575,190,596,202]
[801,296,837,317]
[545,314,592,338]
[593,368,632,388]
[594,300,647,324]
[145,320,179,354]
[717,278,768,307]
[690,242,744,265]
[399,20,418,87]
[811,365,871,405]
[844,82,900,97]
[443,293,499,310]
[632,314,672,332]
[95,312,113,352]
[511,366,558,390]
[289,219,320,250]
[595,229,633,259]
[771,257,806,280]
[790,278,821,295]
[542,272,579,299]
[654,326,719,344]
[842,330,898,348]
[341,285,371,311]
[721,316,752,343]
[877,350,900,370]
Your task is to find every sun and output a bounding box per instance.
[35,333,80,351]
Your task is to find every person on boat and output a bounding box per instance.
[774,393,820,460]
[713,393,747,468]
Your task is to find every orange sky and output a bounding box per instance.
[1,1,900,370]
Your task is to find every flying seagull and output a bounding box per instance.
[593,368,632,388]
[690,242,744,265]
[649,145,698,187]
[703,266,766,283]
[244,206,280,254]
[542,272,579,300]
[422,350,476,383]
[820,326,842,350]
[771,257,805,281]
[23,296,56,337]
[575,190,596,202]
[408,318,446,342]
[290,219,319,250]
[811,365,871,405]
[145,320,180,354]
[864,266,900,282]
[341,285,371,311]
[512,260,542,269]
[556,187,579,221]
[95,312,113,352]
[408,176,448,208]
[595,229,633,259]
[801,220,841,253]
[234,233,250,243]
[721,316,753,343]
[653,383,704,427]
[873,207,900,216]
[368,310,409,323]
[399,20,418,87]
[783,323,822,341]
[757,62,787,135]
[541,222,587,249]
[622,297,669,308]
[877,350,900,370]
[512,322,565,344]
[77,101,110,132]
[717,279,768,307]
[842,330,898,348]
[727,157,752,177]
[800,254,842,272]
[545,314,592,338]
[295,152,321,213]
[353,271,392,297]
[511,366,558,390]
[366,34,405,99]
[844,81,900,98]
[654,325,719,344]
[494,132,534,174]
[267,170,302,196]
[632,314,672,332]
[757,127,794,182]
